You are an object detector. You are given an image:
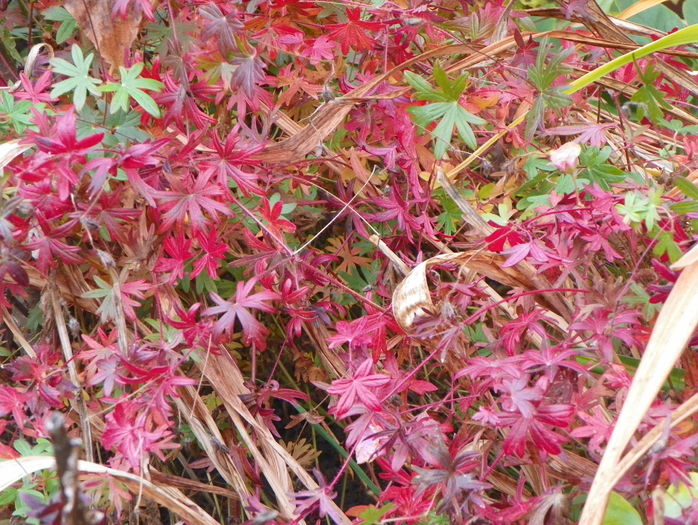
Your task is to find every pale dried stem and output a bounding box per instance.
[579,246,698,524]
[49,286,94,462]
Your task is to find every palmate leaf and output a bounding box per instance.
[0,92,33,133]
[42,7,78,44]
[409,101,485,158]
[100,63,164,117]
[50,44,102,111]
[405,64,485,159]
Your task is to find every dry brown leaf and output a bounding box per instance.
[579,246,698,525]
[64,0,141,73]
[392,251,548,330]
[282,438,321,468]
[0,457,220,525]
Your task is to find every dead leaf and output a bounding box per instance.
[0,140,30,170]
[391,251,552,330]
[64,0,141,73]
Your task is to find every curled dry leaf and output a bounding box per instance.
[0,140,30,170]
[392,251,545,330]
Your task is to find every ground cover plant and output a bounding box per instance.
[0,0,698,523]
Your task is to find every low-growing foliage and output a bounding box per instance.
[0,0,697,524]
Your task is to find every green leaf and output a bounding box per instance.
[653,230,682,262]
[529,40,572,92]
[43,7,78,44]
[99,63,164,117]
[81,101,150,146]
[409,100,484,158]
[453,105,483,147]
[602,492,643,525]
[405,64,485,158]
[525,41,572,139]
[0,486,17,507]
[50,44,102,110]
[195,270,218,293]
[409,102,450,126]
[686,2,698,25]
[357,503,395,525]
[630,65,672,122]
[13,438,53,457]
[555,173,576,195]
[523,156,555,179]
[578,146,626,190]
[624,282,662,321]
[674,177,698,200]
[404,71,435,95]
[82,275,112,299]
[0,92,33,133]
[431,105,457,159]
[664,472,698,518]
[671,200,698,215]
[627,3,684,33]
[434,187,462,234]
[339,260,380,293]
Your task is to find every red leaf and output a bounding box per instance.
[326,359,391,417]
[326,8,383,54]
[154,172,232,232]
[203,279,278,349]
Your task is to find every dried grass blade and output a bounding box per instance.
[2,307,36,358]
[0,140,30,169]
[0,457,220,525]
[546,30,698,58]
[49,286,94,462]
[197,349,341,523]
[579,248,698,525]
[609,393,698,489]
[436,168,494,236]
[175,387,252,499]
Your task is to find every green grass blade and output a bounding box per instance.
[565,24,698,94]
